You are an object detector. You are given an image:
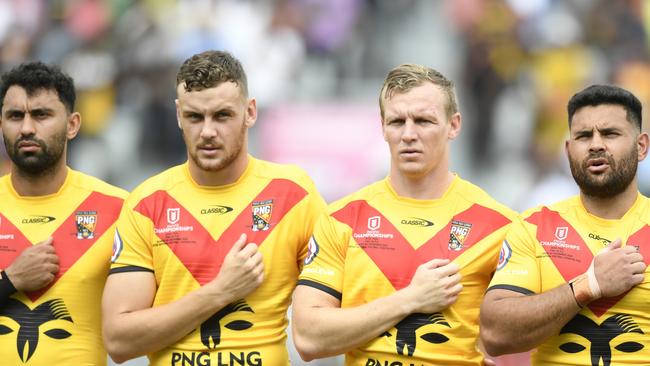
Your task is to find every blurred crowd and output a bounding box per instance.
[1,1,649,364]
[2,0,650,211]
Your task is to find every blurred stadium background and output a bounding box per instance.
[1,0,650,365]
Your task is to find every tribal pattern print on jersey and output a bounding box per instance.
[299,176,515,366]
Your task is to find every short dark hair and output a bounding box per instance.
[0,61,76,113]
[176,50,248,96]
[567,85,642,129]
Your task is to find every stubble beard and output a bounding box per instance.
[188,120,246,173]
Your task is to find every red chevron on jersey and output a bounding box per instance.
[0,215,32,271]
[332,201,510,290]
[134,179,307,285]
[526,207,645,317]
[627,225,650,265]
[0,192,123,302]
[526,208,593,281]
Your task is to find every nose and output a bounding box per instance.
[588,132,605,154]
[19,115,36,137]
[199,119,217,140]
[401,120,417,142]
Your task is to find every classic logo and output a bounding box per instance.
[0,298,73,362]
[589,233,611,245]
[21,216,56,224]
[304,236,319,265]
[555,226,568,241]
[401,217,434,227]
[252,200,273,232]
[200,300,254,349]
[560,314,644,366]
[200,205,234,215]
[383,312,451,356]
[448,220,472,251]
[368,216,381,231]
[167,208,180,225]
[75,211,97,239]
[496,240,512,271]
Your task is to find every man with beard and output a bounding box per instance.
[102,50,325,365]
[480,84,650,365]
[0,61,126,365]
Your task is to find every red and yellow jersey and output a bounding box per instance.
[299,176,515,366]
[489,194,650,365]
[110,157,325,365]
[0,169,126,365]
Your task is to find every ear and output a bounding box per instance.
[245,98,257,128]
[66,112,81,139]
[381,118,389,142]
[637,132,649,162]
[175,99,182,130]
[447,112,462,140]
[564,138,570,159]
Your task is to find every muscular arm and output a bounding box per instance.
[479,286,580,355]
[481,239,646,356]
[292,259,461,361]
[102,234,263,363]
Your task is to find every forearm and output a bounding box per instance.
[104,285,230,362]
[293,287,414,360]
[480,285,581,355]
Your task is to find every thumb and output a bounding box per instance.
[423,258,450,269]
[600,238,622,254]
[40,237,54,246]
[228,234,248,254]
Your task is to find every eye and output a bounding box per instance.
[415,118,434,125]
[32,110,49,120]
[215,111,232,120]
[5,111,23,121]
[387,119,404,126]
[185,112,202,122]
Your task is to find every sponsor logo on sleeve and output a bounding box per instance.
[304,236,319,265]
[111,230,123,263]
[496,240,512,271]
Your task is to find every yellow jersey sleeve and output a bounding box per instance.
[488,216,541,295]
[110,194,155,272]
[298,212,350,299]
[293,177,327,270]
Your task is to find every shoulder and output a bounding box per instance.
[70,170,128,200]
[326,180,385,214]
[251,159,318,192]
[519,195,580,221]
[454,177,517,220]
[123,165,186,207]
